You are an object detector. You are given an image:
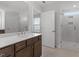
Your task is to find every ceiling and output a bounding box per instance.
[30,1,79,8]
[29,1,57,8]
[0,1,79,13]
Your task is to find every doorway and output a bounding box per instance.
[41,11,55,48]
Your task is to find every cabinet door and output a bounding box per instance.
[41,11,55,48]
[16,45,33,57]
[0,30,5,34]
[34,40,42,57]
[15,41,26,52]
[0,45,14,57]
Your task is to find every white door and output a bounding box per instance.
[41,11,55,48]
[61,15,76,48]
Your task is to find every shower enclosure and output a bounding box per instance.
[61,11,79,48]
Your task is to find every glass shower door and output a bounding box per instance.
[61,15,76,48]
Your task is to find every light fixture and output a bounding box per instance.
[42,1,46,3]
[73,5,77,8]
[64,11,79,16]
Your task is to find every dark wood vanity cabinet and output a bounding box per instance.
[15,41,26,52]
[0,30,5,34]
[16,46,33,57]
[34,37,42,57]
[0,35,42,57]
[15,40,33,57]
[15,35,42,57]
[0,45,14,57]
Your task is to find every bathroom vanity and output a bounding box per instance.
[0,32,42,57]
[0,30,5,34]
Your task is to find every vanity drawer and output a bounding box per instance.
[15,41,26,52]
[16,45,33,57]
[0,45,14,57]
[27,37,38,46]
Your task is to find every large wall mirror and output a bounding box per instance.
[0,9,5,34]
[32,7,41,33]
[0,1,29,34]
[0,1,41,34]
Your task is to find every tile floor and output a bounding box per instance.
[42,46,79,57]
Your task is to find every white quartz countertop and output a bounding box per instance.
[0,32,41,48]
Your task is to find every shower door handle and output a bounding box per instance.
[52,30,56,32]
[74,26,76,30]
